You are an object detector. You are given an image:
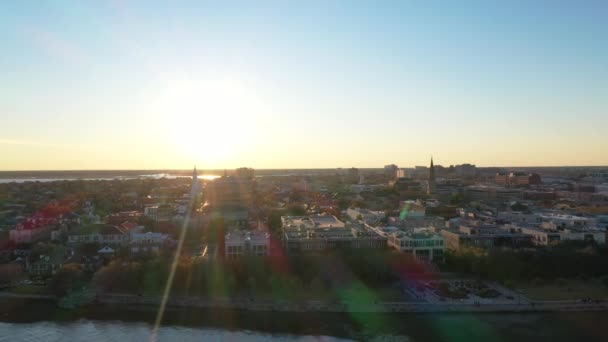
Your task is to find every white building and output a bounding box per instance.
[281,215,345,231]
[497,212,542,225]
[130,231,172,254]
[68,224,128,245]
[540,214,596,228]
[144,206,159,220]
[518,226,605,246]
[283,225,386,254]
[225,230,270,258]
[387,229,445,261]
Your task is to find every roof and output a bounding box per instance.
[97,246,114,254]
[73,223,126,235]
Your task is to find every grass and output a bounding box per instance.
[515,279,608,301]
[6,285,52,295]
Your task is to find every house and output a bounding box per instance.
[97,246,115,258]
[130,232,172,255]
[9,216,55,244]
[27,247,66,277]
[68,224,128,246]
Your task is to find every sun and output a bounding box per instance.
[157,76,261,166]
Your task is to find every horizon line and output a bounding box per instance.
[1,165,607,173]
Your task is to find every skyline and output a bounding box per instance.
[1,1,607,170]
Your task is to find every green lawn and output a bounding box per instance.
[6,285,52,295]
[516,279,608,301]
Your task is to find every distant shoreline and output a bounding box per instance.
[1,165,606,178]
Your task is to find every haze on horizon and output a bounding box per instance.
[1,1,607,171]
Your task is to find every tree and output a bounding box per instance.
[49,263,85,296]
[78,242,100,256]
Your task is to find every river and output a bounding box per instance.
[0,299,606,341]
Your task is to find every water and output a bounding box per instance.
[0,320,352,342]
[0,174,220,184]
[0,310,606,342]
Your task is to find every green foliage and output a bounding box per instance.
[89,250,424,300]
[449,193,465,205]
[443,245,608,282]
[78,243,100,256]
[49,263,86,297]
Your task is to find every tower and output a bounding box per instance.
[428,157,436,195]
[190,166,200,198]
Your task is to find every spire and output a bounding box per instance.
[190,166,199,198]
[428,156,436,195]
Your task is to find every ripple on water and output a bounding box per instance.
[0,321,356,342]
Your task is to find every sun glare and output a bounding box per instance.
[157,77,261,166]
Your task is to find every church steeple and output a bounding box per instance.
[428,157,436,195]
[190,166,200,198]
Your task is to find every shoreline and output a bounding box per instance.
[3,292,607,315]
[2,296,607,341]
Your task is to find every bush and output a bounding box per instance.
[476,288,500,298]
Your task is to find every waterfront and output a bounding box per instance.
[0,299,606,341]
[1,311,606,342]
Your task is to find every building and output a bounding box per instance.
[387,229,444,261]
[27,247,66,277]
[384,164,398,179]
[495,172,541,186]
[143,204,173,222]
[390,177,425,193]
[423,199,458,218]
[465,186,523,201]
[130,231,173,255]
[495,172,509,185]
[283,225,386,254]
[346,208,385,224]
[395,169,407,178]
[454,164,476,177]
[68,224,128,246]
[281,215,346,231]
[496,212,542,225]
[224,230,270,258]
[399,200,426,219]
[388,214,445,230]
[540,213,596,228]
[515,225,605,246]
[9,216,55,244]
[107,211,142,225]
[440,224,531,251]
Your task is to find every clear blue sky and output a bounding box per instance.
[1,1,606,170]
